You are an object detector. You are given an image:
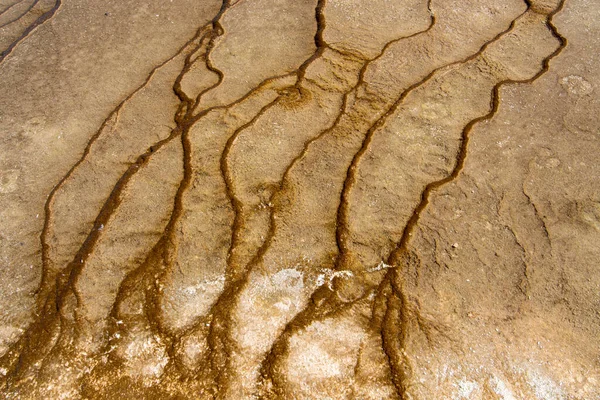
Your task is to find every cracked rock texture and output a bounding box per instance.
[0,0,599,398]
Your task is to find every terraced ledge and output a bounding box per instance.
[1,0,599,398]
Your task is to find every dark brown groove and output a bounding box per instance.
[293,0,327,86]
[322,0,534,323]
[333,0,436,267]
[116,72,296,339]
[261,0,524,382]
[145,89,289,343]
[364,273,399,395]
[209,0,330,303]
[0,0,27,18]
[198,1,331,393]
[188,0,234,116]
[90,0,308,382]
[259,288,372,396]
[378,1,568,396]
[220,98,284,281]
[259,0,545,392]
[257,0,437,286]
[30,34,214,381]
[0,5,228,387]
[0,0,39,29]
[35,21,212,314]
[333,3,538,395]
[9,0,248,387]
[186,97,294,392]
[141,84,290,344]
[146,84,300,335]
[256,0,438,392]
[85,0,265,367]
[172,27,213,108]
[54,0,276,329]
[0,0,568,396]
[388,0,567,266]
[132,0,237,341]
[381,272,410,399]
[91,94,287,389]
[0,0,60,64]
[336,1,527,273]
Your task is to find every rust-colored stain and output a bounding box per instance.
[1,0,599,398]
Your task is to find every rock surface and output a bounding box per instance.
[0,0,599,398]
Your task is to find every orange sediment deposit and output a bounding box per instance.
[1,0,599,398]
